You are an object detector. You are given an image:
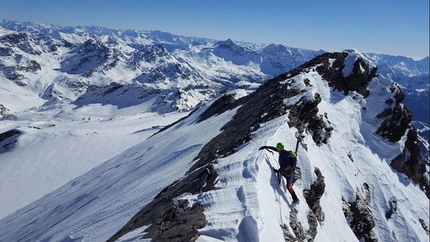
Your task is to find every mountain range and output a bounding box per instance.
[0,20,429,241]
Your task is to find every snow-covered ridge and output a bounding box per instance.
[1,48,428,242]
[0,20,428,242]
[1,20,427,112]
[0,20,427,119]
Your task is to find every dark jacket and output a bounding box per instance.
[261,146,296,175]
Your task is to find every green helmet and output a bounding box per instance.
[276,142,284,150]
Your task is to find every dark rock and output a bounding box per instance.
[144,200,206,242]
[61,39,110,75]
[376,83,413,142]
[62,39,73,48]
[0,129,21,143]
[288,93,333,145]
[301,52,377,98]
[280,223,295,241]
[391,126,429,198]
[0,129,22,153]
[16,60,41,73]
[318,53,377,97]
[107,164,215,242]
[419,218,430,235]
[385,197,397,219]
[0,104,9,117]
[3,66,24,80]
[303,167,326,223]
[1,32,42,55]
[0,46,12,56]
[343,184,378,242]
[286,52,377,145]
[198,94,236,122]
[306,210,318,240]
[1,56,41,81]
[286,207,319,241]
[371,79,428,197]
[288,207,307,241]
[376,103,413,142]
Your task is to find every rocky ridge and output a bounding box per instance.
[108,51,428,241]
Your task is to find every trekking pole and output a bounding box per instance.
[270,151,282,184]
[266,149,281,184]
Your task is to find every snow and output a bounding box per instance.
[0,103,189,220]
[1,56,428,242]
[0,23,429,242]
[342,49,376,77]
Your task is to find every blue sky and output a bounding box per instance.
[1,0,429,59]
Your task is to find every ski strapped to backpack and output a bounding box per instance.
[289,132,304,186]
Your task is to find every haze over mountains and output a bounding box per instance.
[0,20,428,241]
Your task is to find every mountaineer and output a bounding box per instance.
[260,142,300,203]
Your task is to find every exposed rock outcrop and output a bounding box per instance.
[372,81,429,197]
[0,129,22,153]
[143,196,207,242]
[287,52,377,145]
[287,93,334,145]
[0,104,9,117]
[1,56,41,81]
[107,164,216,242]
[391,126,429,198]
[419,218,430,235]
[385,197,397,219]
[343,183,378,242]
[283,205,320,241]
[303,167,326,223]
[286,208,307,241]
[300,51,377,98]
[376,85,412,142]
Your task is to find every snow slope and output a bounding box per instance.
[0,98,238,241]
[0,102,188,220]
[0,50,428,242]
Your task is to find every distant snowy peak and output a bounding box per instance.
[210,39,324,75]
[0,31,58,55]
[0,26,15,36]
[415,56,429,73]
[61,39,110,75]
[261,43,323,60]
[215,38,250,52]
[213,38,261,65]
[364,53,429,76]
[0,19,218,49]
[0,19,428,118]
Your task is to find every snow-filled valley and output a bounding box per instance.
[0,20,429,242]
[0,102,188,221]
